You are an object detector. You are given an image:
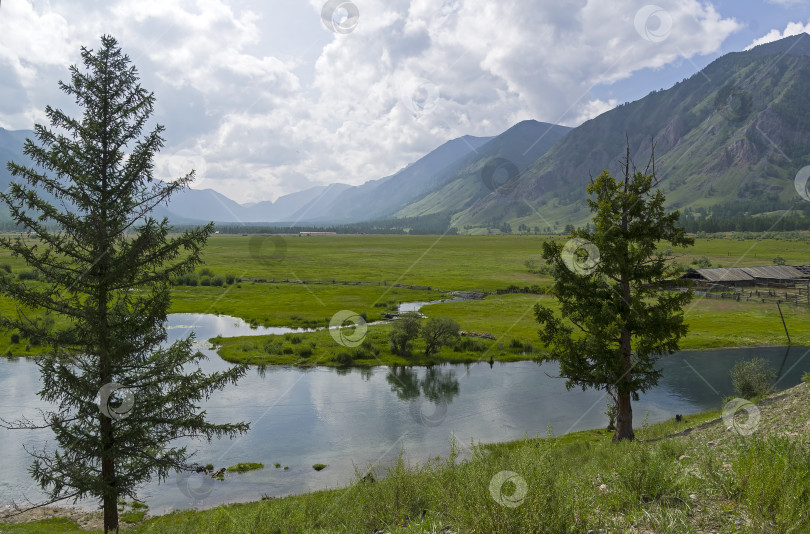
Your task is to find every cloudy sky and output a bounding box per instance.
[1,0,809,203]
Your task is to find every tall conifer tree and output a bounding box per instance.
[0,36,248,532]
[535,147,693,441]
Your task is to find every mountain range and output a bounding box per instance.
[2,34,810,232]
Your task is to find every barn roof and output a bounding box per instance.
[794,265,810,276]
[740,265,805,279]
[686,265,808,282]
[693,268,754,282]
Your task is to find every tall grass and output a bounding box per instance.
[5,416,810,533]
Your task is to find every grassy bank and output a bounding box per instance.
[4,383,809,533]
[213,292,810,368]
[213,321,531,367]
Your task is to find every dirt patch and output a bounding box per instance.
[0,506,104,530]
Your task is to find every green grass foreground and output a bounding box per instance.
[4,384,810,533]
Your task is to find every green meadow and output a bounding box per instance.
[1,233,810,359]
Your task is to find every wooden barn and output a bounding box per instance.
[680,265,808,288]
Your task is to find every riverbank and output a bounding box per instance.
[4,380,809,533]
[212,321,532,367]
[213,295,810,368]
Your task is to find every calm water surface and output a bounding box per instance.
[1,313,808,514]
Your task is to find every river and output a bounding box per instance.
[0,312,808,514]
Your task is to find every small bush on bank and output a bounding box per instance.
[454,337,487,353]
[335,351,354,365]
[731,357,775,399]
[18,269,39,281]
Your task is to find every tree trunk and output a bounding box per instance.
[101,417,119,533]
[612,391,635,442]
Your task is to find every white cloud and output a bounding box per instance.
[765,0,808,6]
[0,0,742,203]
[570,99,621,126]
[745,20,810,49]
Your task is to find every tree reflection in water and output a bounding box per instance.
[386,366,460,406]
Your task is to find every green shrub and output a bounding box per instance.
[18,269,39,281]
[10,333,20,345]
[282,346,294,355]
[211,276,224,287]
[803,371,810,385]
[421,316,460,357]
[389,311,421,356]
[312,464,327,471]
[174,273,199,286]
[731,357,775,399]
[0,263,11,273]
[296,347,313,358]
[335,351,354,365]
[691,256,712,268]
[604,400,617,431]
[225,274,236,284]
[200,277,211,286]
[199,267,214,277]
[353,343,378,360]
[454,337,487,353]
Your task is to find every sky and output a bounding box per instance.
[1,0,809,204]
